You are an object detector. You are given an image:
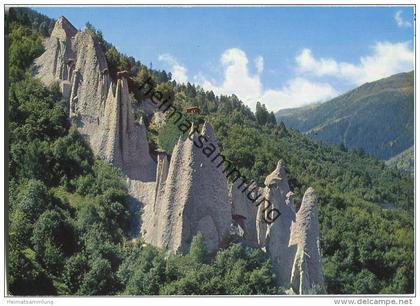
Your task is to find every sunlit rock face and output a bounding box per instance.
[290,187,324,294]
[258,161,324,293]
[34,16,157,244]
[35,16,156,182]
[144,123,231,254]
[229,180,258,248]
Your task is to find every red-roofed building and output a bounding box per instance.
[186,106,201,114]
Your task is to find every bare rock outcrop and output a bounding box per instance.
[34,16,156,182]
[258,161,324,294]
[290,187,324,294]
[229,180,258,247]
[154,149,169,203]
[99,78,156,181]
[34,16,78,86]
[258,160,297,288]
[143,123,231,254]
[34,16,156,242]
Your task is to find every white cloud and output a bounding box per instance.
[261,78,338,111]
[255,55,264,74]
[296,41,413,85]
[196,48,337,111]
[395,10,411,28]
[296,49,338,76]
[158,53,188,84]
[198,48,263,107]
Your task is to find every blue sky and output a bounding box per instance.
[34,6,414,111]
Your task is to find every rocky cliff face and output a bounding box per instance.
[34,16,156,182]
[290,188,324,293]
[259,160,297,288]
[143,123,232,254]
[229,180,258,247]
[257,162,324,294]
[34,16,324,294]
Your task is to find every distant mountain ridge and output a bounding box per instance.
[276,71,414,160]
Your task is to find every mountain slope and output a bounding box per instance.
[386,146,414,174]
[276,72,414,160]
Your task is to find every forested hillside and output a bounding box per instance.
[6,8,414,295]
[276,72,414,160]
